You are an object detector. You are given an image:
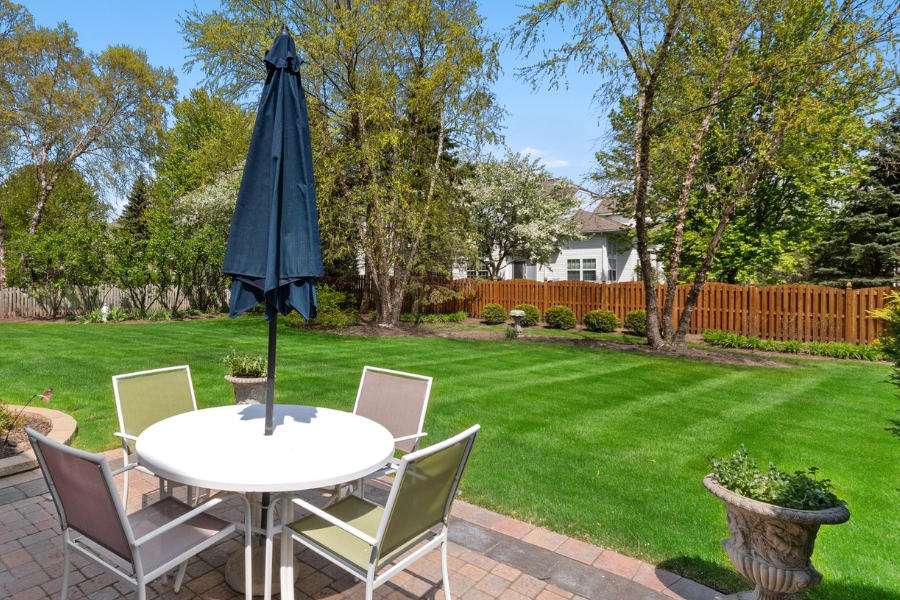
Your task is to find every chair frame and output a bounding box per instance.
[28,428,253,600]
[112,365,198,505]
[280,425,479,600]
[347,366,433,499]
[353,366,432,452]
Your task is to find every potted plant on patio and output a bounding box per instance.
[703,446,849,600]
[222,349,267,405]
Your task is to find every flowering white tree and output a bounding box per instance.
[462,151,582,279]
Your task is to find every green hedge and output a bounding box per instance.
[584,310,619,332]
[702,329,881,360]
[513,304,540,327]
[624,310,647,336]
[481,303,507,325]
[545,305,576,330]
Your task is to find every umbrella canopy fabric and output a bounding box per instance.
[224,29,322,322]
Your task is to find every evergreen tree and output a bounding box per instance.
[119,175,152,238]
[811,110,900,288]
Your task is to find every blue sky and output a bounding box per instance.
[25,1,610,189]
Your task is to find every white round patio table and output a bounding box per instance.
[136,403,395,493]
[136,403,395,599]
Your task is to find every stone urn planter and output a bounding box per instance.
[703,474,849,600]
[224,375,267,405]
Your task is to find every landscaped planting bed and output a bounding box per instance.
[0,317,895,600]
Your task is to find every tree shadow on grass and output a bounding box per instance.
[657,556,900,600]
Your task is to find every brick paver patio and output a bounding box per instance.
[0,453,722,600]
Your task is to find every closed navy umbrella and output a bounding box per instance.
[224,27,322,436]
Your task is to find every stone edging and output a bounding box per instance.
[0,406,77,477]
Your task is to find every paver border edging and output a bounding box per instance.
[0,406,77,477]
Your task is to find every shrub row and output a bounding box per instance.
[400,311,468,323]
[702,329,881,360]
[78,307,209,323]
[478,304,649,335]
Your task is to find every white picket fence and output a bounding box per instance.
[0,286,194,319]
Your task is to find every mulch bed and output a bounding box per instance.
[315,320,797,368]
[0,412,52,459]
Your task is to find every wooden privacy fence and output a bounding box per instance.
[0,286,192,319]
[437,279,891,344]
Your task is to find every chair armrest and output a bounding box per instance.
[133,497,226,547]
[393,432,427,443]
[289,497,378,546]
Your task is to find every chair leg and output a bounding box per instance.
[60,541,70,600]
[121,452,130,506]
[441,538,452,599]
[280,529,295,600]
[174,560,188,592]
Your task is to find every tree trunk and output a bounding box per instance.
[661,25,744,340]
[28,179,55,236]
[633,89,668,351]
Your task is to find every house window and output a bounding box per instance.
[582,259,596,281]
[607,255,617,282]
[466,262,490,279]
[567,259,597,281]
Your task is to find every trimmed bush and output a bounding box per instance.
[584,309,619,333]
[481,303,507,325]
[513,304,540,327]
[624,310,648,336]
[545,305,576,329]
[284,283,359,329]
[702,329,880,360]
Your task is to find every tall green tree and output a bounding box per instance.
[462,151,581,279]
[0,165,108,289]
[119,174,152,239]
[811,109,900,287]
[153,89,253,201]
[0,12,176,288]
[182,0,500,325]
[517,0,898,351]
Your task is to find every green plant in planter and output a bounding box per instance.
[709,445,841,510]
[512,304,540,327]
[584,309,618,332]
[481,303,506,325]
[222,349,266,378]
[545,305,575,329]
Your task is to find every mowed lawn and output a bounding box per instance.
[0,317,896,600]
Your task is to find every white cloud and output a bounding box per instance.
[518,147,569,170]
[544,159,570,168]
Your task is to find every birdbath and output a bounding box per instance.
[509,309,525,337]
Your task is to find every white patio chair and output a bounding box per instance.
[279,425,479,600]
[112,365,200,505]
[27,428,252,600]
[341,366,432,499]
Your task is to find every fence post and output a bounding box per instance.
[748,284,759,337]
[843,281,857,344]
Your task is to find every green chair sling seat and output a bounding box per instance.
[279,425,480,600]
[26,428,253,600]
[112,365,200,505]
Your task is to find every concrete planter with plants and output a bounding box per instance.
[703,447,849,600]
[222,350,268,405]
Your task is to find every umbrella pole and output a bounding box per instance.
[265,309,277,436]
[260,308,277,544]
